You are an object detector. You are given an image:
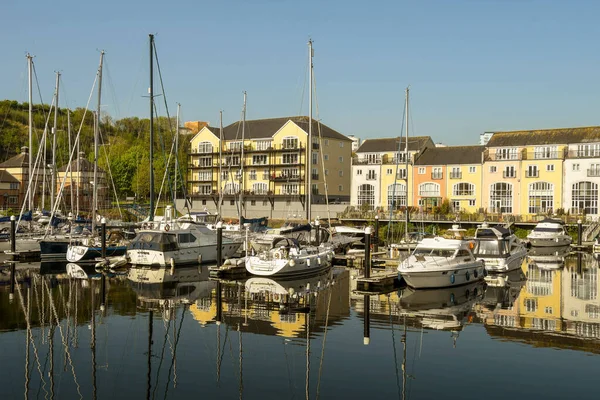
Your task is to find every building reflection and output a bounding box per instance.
[480,253,600,353]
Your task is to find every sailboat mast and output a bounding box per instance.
[404,87,409,242]
[149,34,155,222]
[92,51,104,233]
[306,39,313,221]
[50,72,60,212]
[175,103,180,204]
[27,54,33,213]
[219,110,223,218]
[239,92,247,228]
[68,110,74,215]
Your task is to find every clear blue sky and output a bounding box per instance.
[3,0,600,145]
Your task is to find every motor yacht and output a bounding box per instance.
[527,218,572,247]
[473,223,527,272]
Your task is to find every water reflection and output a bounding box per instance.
[2,252,600,399]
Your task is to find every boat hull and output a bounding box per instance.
[246,248,334,278]
[127,241,241,267]
[528,236,572,247]
[480,252,527,273]
[399,262,485,289]
[66,245,127,262]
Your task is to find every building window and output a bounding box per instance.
[324,154,329,161]
[357,184,375,209]
[366,170,377,180]
[590,163,600,177]
[418,182,440,197]
[526,165,538,178]
[229,141,243,151]
[387,183,406,209]
[263,200,268,206]
[197,184,212,195]
[224,183,240,194]
[252,182,268,195]
[198,156,212,167]
[202,199,206,205]
[198,171,212,181]
[282,184,299,195]
[282,136,298,149]
[338,184,343,192]
[495,148,518,160]
[339,156,344,163]
[339,170,343,177]
[577,144,600,157]
[250,200,256,206]
[230,200,235,206]
[573,163,580,172]
[572,181,598,214]
[324,139,329,146]
[432,167,442,179]
[10,183,19,190]
[534,146,558,159]
[197,141,213,153]
[529,182,553,214]
[489,166,497,173]
[255,140,271,151]
[387,168,393,175]
[503,166,516,178]
[339,142,344,148]
[397,169,407,180]
[312,184,318,195]
[286,200,291,206]
[450,167,461,179]
[490,182,513,213]
[357,169,362,175]
[545,307,553,314]
[281,168,299,178]
[547,164,555,172]
[452,200,461,211]
[225,155,240,166]
[221,171,229,181]
[325,169,329,176]
[282,153,299,164]
[249,170,257,180]
[469,199,476,206]
[312,152,318,165]
[453,182,475,196]
[418,167,425,174]
[469,166,476,173]
[253,154,268,165]
[524,298,538,312]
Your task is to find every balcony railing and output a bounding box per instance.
[449,172,462,179]
[523,149,566,160]
[525,171,539,178]
[352,155,386,165]
[431,173,443,180]
[271,174,303,182]
[588,169,600,177]
[503,171,517,178]
[366,174,377,181]
[569,150,600,159]
[484,149,524,161]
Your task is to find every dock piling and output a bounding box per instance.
[315,219,320,245]
[577,219,582,246]
[216,221,223,266]
[363,294,370,345]
[101,218,107,258]
[374,215,379,253]
[364,226,372,279]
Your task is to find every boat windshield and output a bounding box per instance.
[534,227,563,233]
[128,232,178,252]
[473,239,508,257]
[413,248,456,258]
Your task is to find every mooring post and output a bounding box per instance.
[101,217,107,259]
[100,273,106,313]
[374,215,379,253]
[216,221,223,266]
[577,219,582,246]
[363,294,370,345]
[315,219,321,245]
[364,226,372,279]
[244,222,250,257]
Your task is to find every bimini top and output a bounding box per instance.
[537,218,565,226]
[416,237,471,250]
[533,219,566,231]
[475,225,512,240]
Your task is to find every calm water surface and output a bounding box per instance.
[1,251,599,399]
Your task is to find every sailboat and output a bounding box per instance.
[65,51,128,263]
[126,35,243,268]
[245,39,335,277]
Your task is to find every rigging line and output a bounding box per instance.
[151,313,173,400]
[32,60,49,130]
[98,124,123,219]
[41,277,83,399]
[389,295,402,400]
[311,69,332,227]
[387,99,407,245]
[297,58,309,116]
[163,305,186,400]
[282,339,295,400]
[315,269,334,400]
[125,40,147,117]
[102,58,123,121]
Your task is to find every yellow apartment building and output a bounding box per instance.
[188,116,352,219]
[412,145,484,213]
[350,136,434,210]
[518,261,563,332]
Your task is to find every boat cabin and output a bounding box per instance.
[473,225,519,258]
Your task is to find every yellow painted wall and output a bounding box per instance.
[445,164,482,212]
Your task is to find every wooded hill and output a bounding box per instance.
[0,100,189,200]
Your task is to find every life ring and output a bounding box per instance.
[274,251,282,259]
[165,224,170,232]
[465,271,470,281]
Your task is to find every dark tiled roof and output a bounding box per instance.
[0,152,28,168]
[0,170,19,183]
[414,145,485,166]
[356,136,434,153]
[487,126,600,147]
[215,116,350,141]
[57,158,105,173]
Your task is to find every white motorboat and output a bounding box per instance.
[245,237,334,278]
[398,225,485,289]
[473,223,527,272]
[527,245,570,269]
[127,206,243,268]
[527,218,572,247]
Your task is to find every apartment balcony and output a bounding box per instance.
[312,142,319,150]
[525,171,539,178]
[431,173,443,180]
[502,171,517,179]
[271,143,305,151]
[449,172,462,179]
[568,150,600,159]
[188,178,216,183]
[188,163,217,169]
[588,169,600,177]
[270,174,303,182]
[483,149,525,161]
[352,155,389,165]
[312,173,319,180]
[523,148,566,160]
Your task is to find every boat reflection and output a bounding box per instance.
[527,245,570,270]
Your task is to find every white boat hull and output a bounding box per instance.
[399,262,485,289]
[128,242,241,267]
[528,236,572,247]
[246,248,334,278]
